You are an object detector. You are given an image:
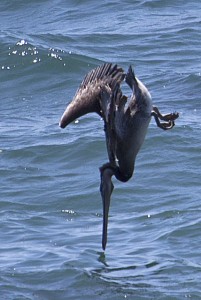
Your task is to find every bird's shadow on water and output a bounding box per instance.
[86,250,161,289]
[81,248,173,298]
[82,250,164,300]
[96,250,159,271]
[97,251,109,267]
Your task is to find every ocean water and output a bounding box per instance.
[1,0,201,299]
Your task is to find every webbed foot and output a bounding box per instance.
[151,106,179,130]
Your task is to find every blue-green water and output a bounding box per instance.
[1,1,201,299]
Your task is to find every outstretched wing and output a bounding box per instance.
[59,63,125,128]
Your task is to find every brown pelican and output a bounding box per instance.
[59,63,179,250]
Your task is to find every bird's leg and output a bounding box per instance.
[151,111,174,130]
[99,163,115,251]
[152,106,179,121]
[151,106,179,130]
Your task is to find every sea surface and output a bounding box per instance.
[1,0,201,299]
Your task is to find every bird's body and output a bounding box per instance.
[60,63,179,250]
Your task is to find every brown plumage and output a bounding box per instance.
[60,63,179,250]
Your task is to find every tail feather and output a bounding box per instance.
[125,65,142,100]
[125,65,137,90]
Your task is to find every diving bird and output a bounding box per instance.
[59,63,179,250]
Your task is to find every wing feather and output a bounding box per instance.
[60,63,125,128]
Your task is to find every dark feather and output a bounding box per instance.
[60,63,125,128]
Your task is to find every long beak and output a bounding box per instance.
[100,165,114,250]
